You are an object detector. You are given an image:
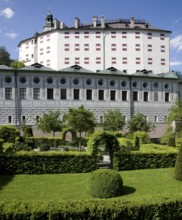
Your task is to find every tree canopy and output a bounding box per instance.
[36,110,62,136]
[127,112,155,132]
[10,60,25,68]
[101,109,125,131]
[63,105,96,147]
[167,100,182,124]
[0,46,11,66]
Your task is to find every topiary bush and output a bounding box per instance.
[174,144,182,180]
[134,131,150,149]
[0,125,20,143]
[87,169,123,198]
[117,137,134,152]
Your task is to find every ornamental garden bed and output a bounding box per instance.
[0,168,182,219]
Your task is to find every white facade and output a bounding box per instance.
[18,13,171,74]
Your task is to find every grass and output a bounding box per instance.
[0,168,182,202]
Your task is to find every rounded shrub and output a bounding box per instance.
[87,169,123,198]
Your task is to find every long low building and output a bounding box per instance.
[0,63,181,134]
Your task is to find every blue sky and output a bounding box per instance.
[0,0,182,71]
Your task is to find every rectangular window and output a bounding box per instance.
[96,57,101,64]
[5,88,12,100]
[65,57,70,64]
[86,90,92,100]
[75,32,79,38]
[75,44,80,51]
[161,58,165,65]
[135,44,140,51]
[98,90,104,100]
[96,44,101,51]
[160,33,165,40]
[148,58,153,65]
[161,45,165,52]
[122,57,127,64]
[75,57,80,64]
[8,116,11,124]
[111,32,116,38]
[64,32,69,38]
[33,88,40,100]
[122,32,127,38]
[135,32,140,39]
[110,90,116,101]
[84,32,89,38]
[154,116,158,122]
[22,116,26,123]
[60,89,67,100]
[165,92,169,102]
[133,91,138,101]
[111,57,116,64]
[136,57,140,64]
[96,31,101,38]
[74,89,79,100]
[84,44,89,51]
[20,88,26,100]
[84,57,89,64]
[64,44,69,51]
[111,44,116,51]
[122,44,127,51]
[122,91,127,101]
[148,33,152,39]
[148,44,152,52]
[154,92,158,102]
[143,92,149,102]
[47,88,53,100]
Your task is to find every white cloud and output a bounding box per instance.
[170,61,182,66]
[5,32,18,39]
[0,7,14,19]
[170,35,182,51]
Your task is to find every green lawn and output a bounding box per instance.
[0,168,182,202]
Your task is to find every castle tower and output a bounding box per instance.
[43,10,54,31]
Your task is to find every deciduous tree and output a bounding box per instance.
[127,112,155,132]
[101,109,125,132]
[63,105,96,149]
[36,110,62,136]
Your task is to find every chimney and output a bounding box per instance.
[93,16,98,27]
[74,17,80,29]
[53,19,60,29]
[130,16,135,28]
[60,21,65,29]
[101,16,105,28]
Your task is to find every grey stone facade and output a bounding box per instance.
[0,64,181,128]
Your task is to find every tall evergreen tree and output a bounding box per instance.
[0,46,11,66]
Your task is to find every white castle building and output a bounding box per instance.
[0,12,181,137]
[18,12,171,74]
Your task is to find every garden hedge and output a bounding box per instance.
[0,197,182,219]
[113,152,177,171]
[0,152,98,174]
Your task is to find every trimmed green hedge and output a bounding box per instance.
[113,152,177,171]
[0,197,182,219]
[0,152,98,174]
